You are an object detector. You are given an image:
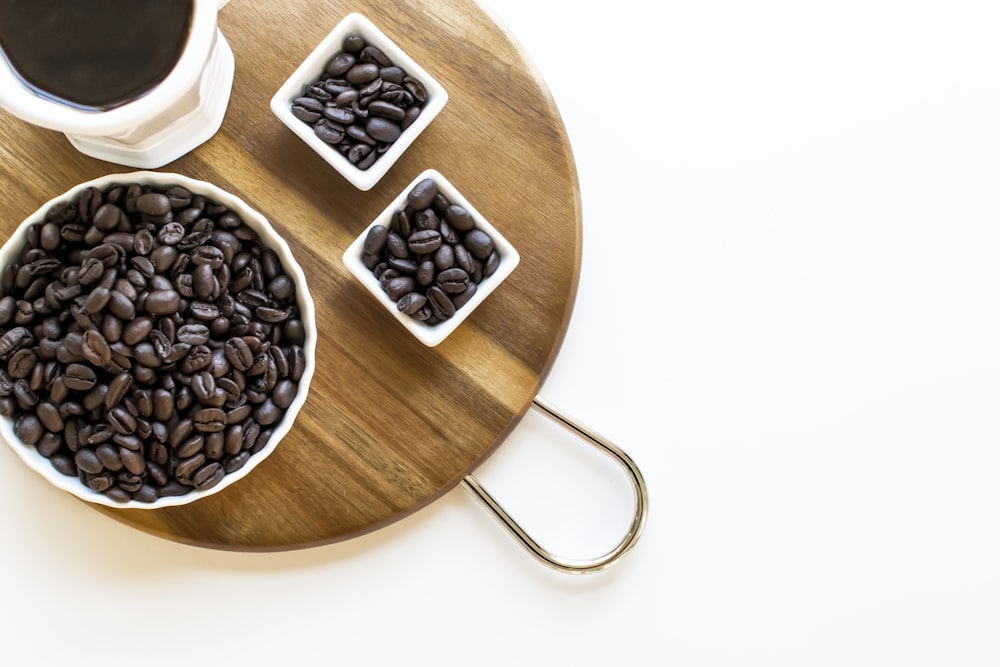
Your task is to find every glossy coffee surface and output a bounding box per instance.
[0,0,192,111]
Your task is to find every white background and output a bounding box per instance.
[2,1,999,665]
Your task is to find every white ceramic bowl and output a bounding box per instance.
[0,171,316,508]
[269,12,448,191]
[343,169,520,347]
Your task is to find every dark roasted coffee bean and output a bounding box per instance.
[272,379,297,410]
[74,448,103,475]
[416,261,436,288]
[93,203,123,231]
[368,100,406,121]
[189,301,220,320]
[176,323,210,346]
[224,337,253,371]
[108,406,137,435]
[315,122,345,145]
[325,52,356,76]
[35,401,64,432]
[396,292,427,315]
[452,282,478,310]
[0,326,32,356]
[63,363,97,390]
[385,276,416,301]
[145,289,180,315]
[407,179,438,209]
[268,275,295,302]
[136,193,171,217]
[346,62,379,84]
[104,372,133,409]
[347,142,373,163]
[175,453,206,481]
[35,431,61,458]
[194,462,224,490]
[445,205,475,231]
[193,407,227,433]
[408,229,442,254]
[176,434,204,459]
[403,76,427,102]
[8,348,36,378]
[365,117,401,143]
[14,413,44,445]
[454,244,474,274]
[95,443,124,471]
[437,267,470,293]
[83,286,111,314]
[323,105,355,125]
[191,371,215,402]
[427,286,456,320]
[363,225,388,255]
[254,399,282,426]
[434,244,455,270]
[81,329,112,367]
[292,96,323,123]
[463,229,495,260]
[153,389,174,421]
[134,228,154,255]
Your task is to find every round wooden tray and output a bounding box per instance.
[0,0,581,550]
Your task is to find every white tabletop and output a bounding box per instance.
[2,1,999,665]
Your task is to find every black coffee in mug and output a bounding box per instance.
[0,0,193,111]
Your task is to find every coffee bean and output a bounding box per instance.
[437,268,470,294]
[365,117,401,143]
[386,276,416,301]
[363,225,388,255]
[452,282,478,310]
[104,371,133,409]
[292,96,323,123]
[8,348,37,378]
[0,326,32,357]
[463,229,495,261]
[136,193,170,217]
[325,52,356,76]
[427,286,456,320]
[177,323,210,346]
[193,407,227,433]
[396,292,427,315]
[36,401,64,432]
[175,453,205,481]
[81,330,112,367]
[144,289,180,315]
[224,337,253,371]
[193,461,224,490]
[315,122,345,145]
[63,363,97,391]
[407,179,438,210]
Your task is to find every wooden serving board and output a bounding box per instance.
[0,0,581,550]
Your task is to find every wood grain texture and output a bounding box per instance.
[0,0,581,550]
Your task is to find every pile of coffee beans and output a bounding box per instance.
[292,34,428,170]
[361,178,500,324]
[0,181,308,503]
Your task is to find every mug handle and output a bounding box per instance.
[462,396,649,574]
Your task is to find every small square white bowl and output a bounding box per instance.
[343,169,520,347]
[269,12,448,191]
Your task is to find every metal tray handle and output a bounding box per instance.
[462,396,649,574]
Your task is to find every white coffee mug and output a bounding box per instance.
[0,0,234,168]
